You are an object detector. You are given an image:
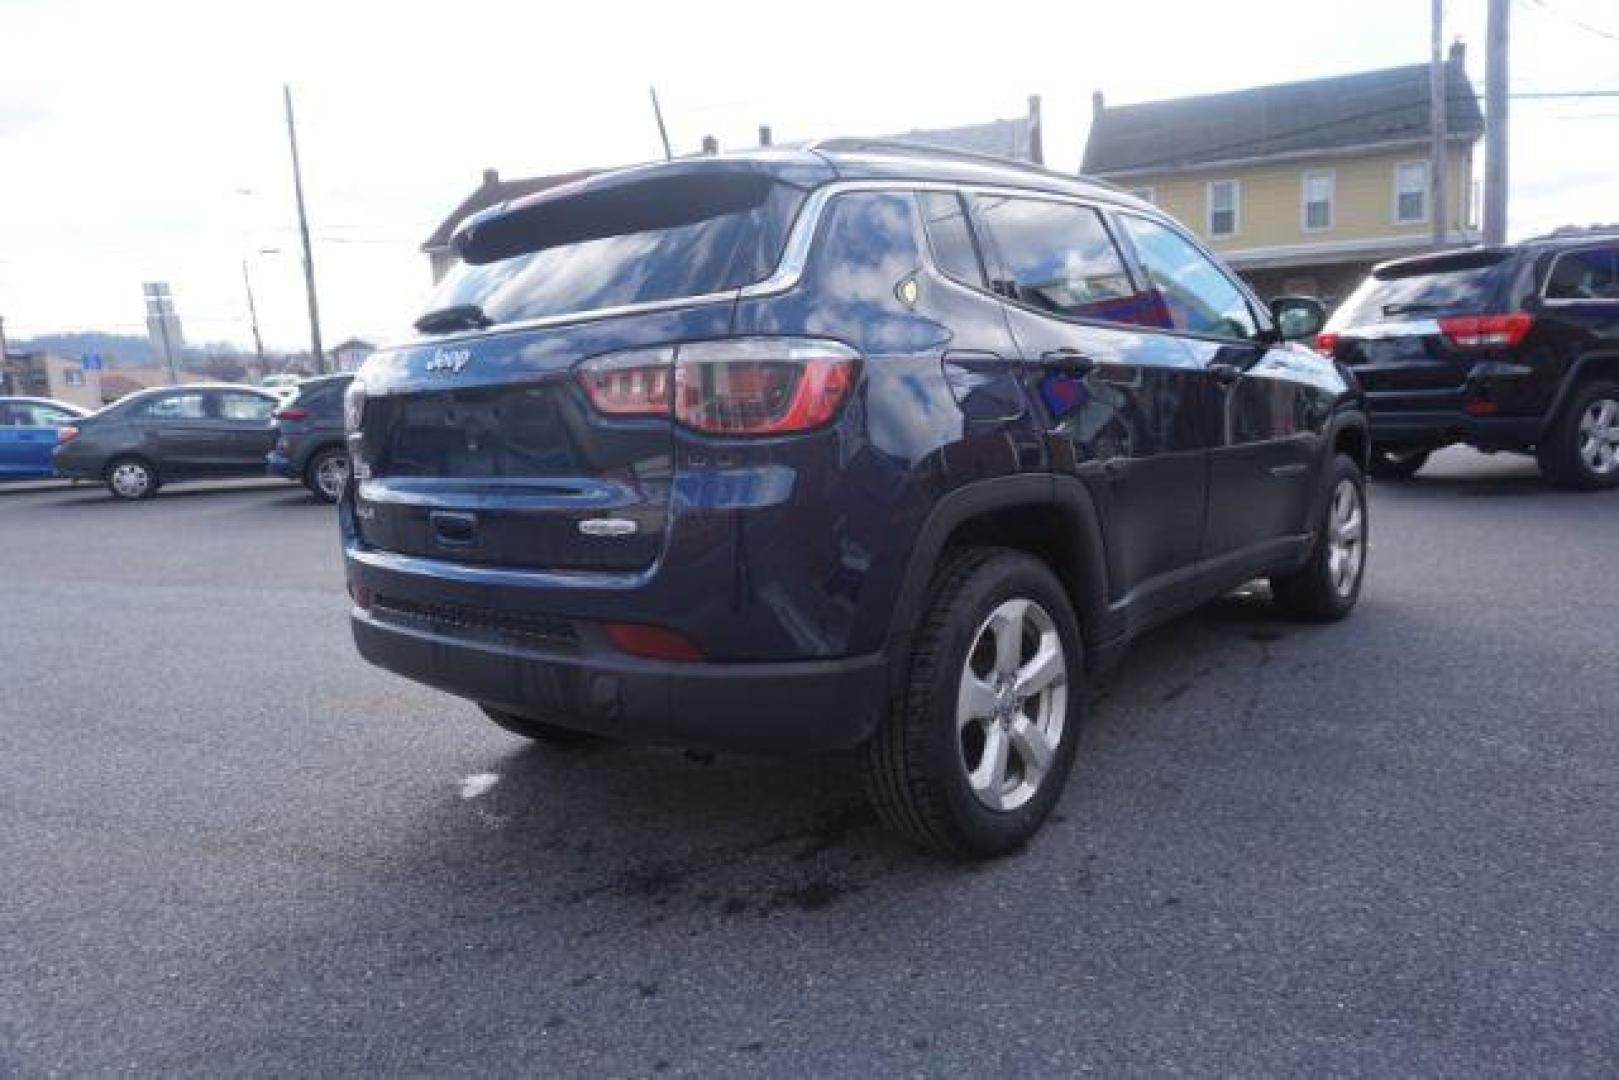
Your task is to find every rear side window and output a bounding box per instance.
[1546,246,1619,301]
[423,171,806,328]
[918,192,985,287]
[142,393,205,420]
[218,393,275,422]
[1116,213,1258,339]
[972,195,1144,322]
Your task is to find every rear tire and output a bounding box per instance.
[864,547,1083,859]
[1367,446,1429,481]
[304,447,350,504]
[1271,454,1367,622]
[1537,380,1619,490]
[477,704,610,746]
[105,456,159,500]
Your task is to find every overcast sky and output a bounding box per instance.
[2,0,1616,353]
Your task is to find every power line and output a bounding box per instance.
[1519,0,1619,44]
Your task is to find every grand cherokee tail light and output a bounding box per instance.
[576,338,860,435]
[1438,314,1534,349]
[57,426,80,444]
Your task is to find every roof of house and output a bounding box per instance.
[421,168,597,252]
[884,117,1034,162]
[1083,62,1485,177]
[330,337,376,352]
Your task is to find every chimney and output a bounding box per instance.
[1449,38,1466,69]
[481,167,499,187]
[1026,94,1044,165]
[1091,90,1106,117]
[701,134,718,155]
[758,124,773,147]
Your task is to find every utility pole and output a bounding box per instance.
[1484,0,1510,245]
[283,84,325,374]
[0,315,10,361]
[1027,94,1044,165]
[241,259,266,369]
[1429,0,1448,248]
[649,86,673,161]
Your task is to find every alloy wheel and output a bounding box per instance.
[956,598,1068,812]
[315,454,350,500]
[1325,479,1366,597]
[1578,397,1619,476]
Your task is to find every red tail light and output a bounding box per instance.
[274,406,311,421]
[604,622,702,662]
[1313,331,1340,356]
[57,426,79,444]
[577,338,860,435]
[1438,313,1534,349]
[576,349,675,416]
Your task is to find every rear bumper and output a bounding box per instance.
[349,600,888,753]
[1368,409,1542,451]
[266,450,299,479]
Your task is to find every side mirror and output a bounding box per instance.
[1270,296,1327,342]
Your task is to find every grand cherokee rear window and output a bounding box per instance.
[1327,251,1511,329]
[421,170,807,329]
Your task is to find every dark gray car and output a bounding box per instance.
[265,374,353,502]
[53,384,281,500]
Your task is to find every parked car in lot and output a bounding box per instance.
[341,142,1368,857]
[267,373,353,502]
[1320,229,1619,488]
[53,384,281,499]
[0,397,89,480]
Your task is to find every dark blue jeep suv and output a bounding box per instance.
[341,142,1369,856]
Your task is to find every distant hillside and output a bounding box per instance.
[14,332,249,367]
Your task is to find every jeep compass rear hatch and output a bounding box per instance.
[350,159,822,571]
[1323,249,1522,402]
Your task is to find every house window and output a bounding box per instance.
[1302,170,1334,232]
[1129,187,1156,205]
[1207,180,1239,238]
[1395,161,1429,223]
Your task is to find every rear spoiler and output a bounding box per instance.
[1371,247,1514,281]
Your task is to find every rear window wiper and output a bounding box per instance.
[414,303,493,334]
[1381,302,1446,316]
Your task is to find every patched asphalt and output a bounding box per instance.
[2,450,1616,1075]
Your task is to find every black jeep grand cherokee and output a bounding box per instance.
[343,142,1369,856]
[1321,230,1619,488]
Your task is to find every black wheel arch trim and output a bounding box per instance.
[882,474,1112,692]
[1541,350,1619,438]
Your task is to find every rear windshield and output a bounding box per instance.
[1326,252,1510,330]
[421,172,807,329]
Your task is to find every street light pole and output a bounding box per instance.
[1429,0,1448,249]
[283,84,326,374]
[241,259,266,369]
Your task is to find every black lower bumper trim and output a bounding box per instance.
[1370,411,1542,451]
[351,609,889,753]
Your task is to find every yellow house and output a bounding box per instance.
[1083,45,1484,304]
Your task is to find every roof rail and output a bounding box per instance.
[1526,223,1619,243]
[807,137,1124,192]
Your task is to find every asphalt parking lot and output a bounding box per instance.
[2,449,1616,1076]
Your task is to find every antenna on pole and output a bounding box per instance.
[283,84,326,374]
[650,86,674,161]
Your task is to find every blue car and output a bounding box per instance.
[0,397,89,480]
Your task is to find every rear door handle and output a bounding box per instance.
[1040,348,1097,376]
[1209,362,1243,386]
